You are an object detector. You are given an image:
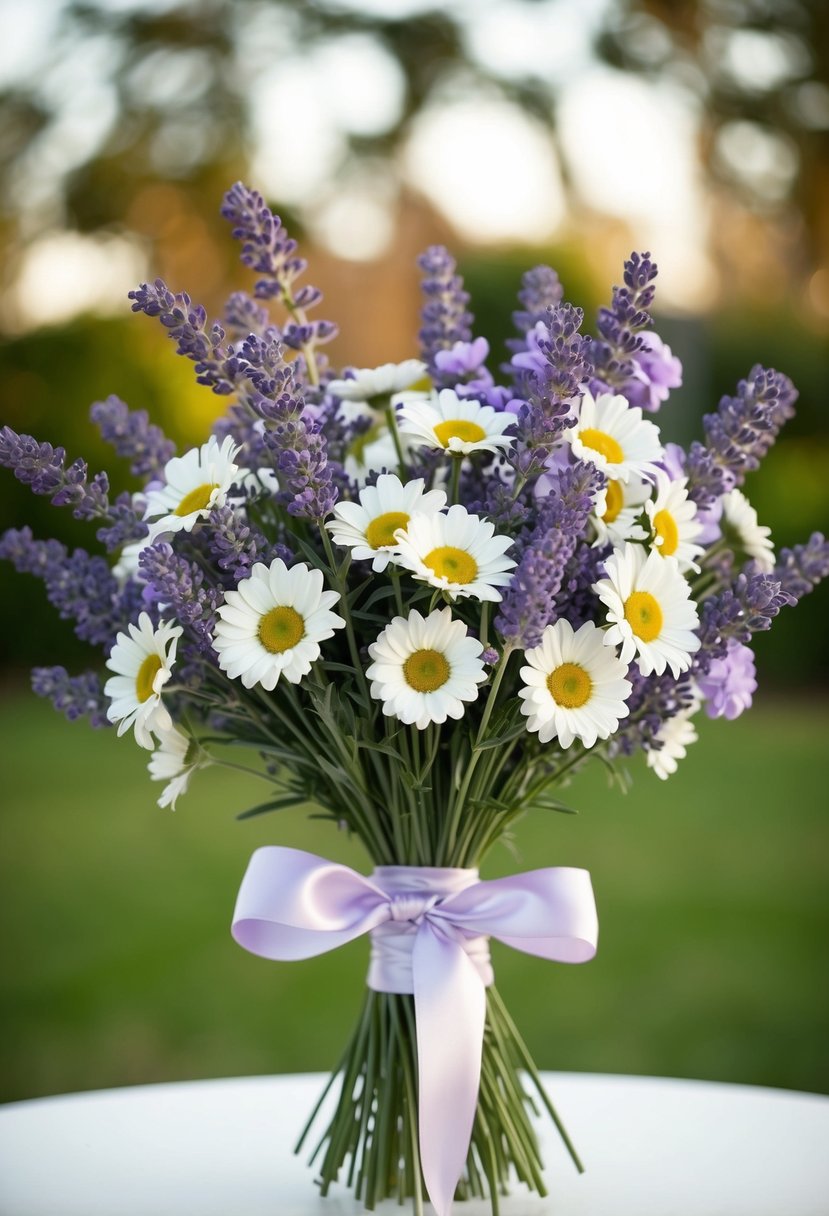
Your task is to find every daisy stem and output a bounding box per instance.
[383,399,407,479]
[449,454,462,505]
[206,756,277,784]
[319,525,372,706]
[439,645,516,864]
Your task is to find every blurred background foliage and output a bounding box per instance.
[1,0,827,1104]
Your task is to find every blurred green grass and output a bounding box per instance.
[1,690,827,1104]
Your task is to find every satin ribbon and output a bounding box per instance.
[231,847,598,1216]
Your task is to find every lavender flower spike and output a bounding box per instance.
[90,395,176,479]
[0,426,109,520]
[772,533,829,604]
[588,251,658,396]
[686,365,798,508]
[417,246,473,381]
[31,666,111,728]
[507,265,564,360]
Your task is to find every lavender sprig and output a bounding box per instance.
[221,182,337,379]
[223,290,273,341]
[89,395,176,480]
[31,666,110,728]
[686,365,798,508]
[510,303,591,482]
[588,251,657,392]
[613,669,696,756]
[417,246,473,382]
[207,503,291,582]
[772,533,829,603]
[496,461,602,647]
[139,543,223,656]
[694,571,791,672]
[129,279,236,395]
[506,265,564,360]
[0,527,143,650]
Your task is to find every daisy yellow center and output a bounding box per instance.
[624,591,663,642]
[580,428,624,464]
[424,546,478,585]
[409,374,433,393]
[403,648,450,692]
[175,482,216,516]
[365,511,410,549]
[136,654,163,703]
[603,480,624,524]
[258,606,305,654]
[433,419,486,447]
[652,509,679,556]
[546,662,593,709]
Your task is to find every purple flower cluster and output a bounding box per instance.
[588,251,658,398]
[139,543,223,656]
[694,571,791,671]
[507,265,564,362]
[221,182,337,354]
[417,246,473,381]
[613,669,695,756]
[773,533,829,603]
[1,426,108,521]
[129,279,237,395]
[496,461,602,647]
[206,503,291,582]
[509,304,591,481]
[0,527,144,650]
[697,641,756,721]
[90,395,176,480]
[434,338,493,398]
[31,666,110,728]
[686,365,798,508]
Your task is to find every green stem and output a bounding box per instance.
[383,399,407,479]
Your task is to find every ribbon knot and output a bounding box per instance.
[232,847,598,1216]
[388,891,439,923]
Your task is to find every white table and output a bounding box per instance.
[1,1073,827,1216]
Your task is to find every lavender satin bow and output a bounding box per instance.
[232,847,598,1216]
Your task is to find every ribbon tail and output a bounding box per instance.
[412,922,486,1216]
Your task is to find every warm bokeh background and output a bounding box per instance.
[1,0,827,1105]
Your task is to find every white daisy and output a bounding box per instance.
[564,389,663,483]
[594,543,701,677]
[720,488,775,572]
[644,473,705,573]
[212,558,345,689]
[393,505,516,602]
[519,619,632,749]
[646,701,700,780]
[143,435,243,538]
[104,613,182,749]
[147,724,209,810]
[591,474,650,549]
[326,474,447,572]
[327,360,430,405]
[367,607,486,729]
[398,388,515,457]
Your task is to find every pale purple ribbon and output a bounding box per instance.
[231,847,599,1216]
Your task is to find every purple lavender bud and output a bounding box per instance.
[481,647,500,666]
[612,669,695,756]
[417,246,473,379]
[773,533,829,603]
[129,279,236,395]
[206,503,291,582]
[0,527,143,651]
[223,290,272,340]
[507,265,564,360]
[588,251,658,392]
[697,640,757,720]
[695,571,791,670]
[31,666,111,728]
[138,542,222,655]
[496,460,601,647]
[687,365,798,508]
[0,426,115,522]
[90,395,176,480]
[221,182,337,348]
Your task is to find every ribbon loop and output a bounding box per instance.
[231,847,598,1216]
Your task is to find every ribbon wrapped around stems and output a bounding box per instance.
[232,847,599,1216]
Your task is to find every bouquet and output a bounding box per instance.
[2,181,827,1216]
